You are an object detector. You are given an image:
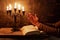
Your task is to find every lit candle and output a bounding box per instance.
[6,6,9,15]
[22,6,25,15]
[18,4,21,13]
[7,6,9,11]
[14,3,17,13]
[18,4,21,10]
[22,6,24,11]
[9,4,12,10]
[14,3,17,9]
[9,4,12,16]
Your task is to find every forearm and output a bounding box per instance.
[37,23,57,32]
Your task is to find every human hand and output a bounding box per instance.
[26,13,40,26]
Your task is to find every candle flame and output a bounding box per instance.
[22,6,24,11]
[6,6,9,10]
[18,4,21,10]
[14,3,17,8]
[9,4,12,10]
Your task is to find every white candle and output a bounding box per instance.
[14,3,17,9]
[9,4,12,10]
[18,4,21,10]
[6,6,9,11]
[22,6,24,11]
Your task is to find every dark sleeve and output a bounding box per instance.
[38,23,57,32]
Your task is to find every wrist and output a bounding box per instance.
[35,22,40,27]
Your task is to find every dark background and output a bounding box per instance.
[0,0,60,27]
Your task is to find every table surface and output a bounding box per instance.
[0,28,22,35]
